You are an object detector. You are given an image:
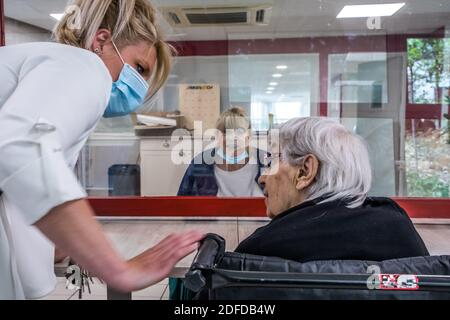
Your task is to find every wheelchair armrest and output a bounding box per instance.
[184,233,225,292]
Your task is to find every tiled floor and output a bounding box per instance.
[41,219,450,300]
[40,274,170,301]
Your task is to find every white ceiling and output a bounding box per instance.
[5,0,450,41]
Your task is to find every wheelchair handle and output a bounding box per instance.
[184,233,225,292]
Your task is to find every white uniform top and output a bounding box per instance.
[215,164,264,197]
[0,42,112,299]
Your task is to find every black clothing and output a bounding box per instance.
[236,197,429,262]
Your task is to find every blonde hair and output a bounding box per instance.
[53,0,173,95]
[216,107,251,133]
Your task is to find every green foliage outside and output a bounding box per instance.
[406,39,450,197]
[405,123,450,198]
[407,172,449,198]
[408,38,450,104]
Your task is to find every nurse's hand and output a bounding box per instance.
[36,199,204,294]
[115,231,205,293]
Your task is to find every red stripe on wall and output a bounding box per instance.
[0,0,5,47]
[405,104,443,120]
[170,31,444,58]
[319,102,328,117]
[319,52,329,116]
[89,197,450,219]
[171,35,392,57]
[172,40,229,56]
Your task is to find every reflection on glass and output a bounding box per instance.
[228,54,319,130]
[3,0,450,199]
[328,53,388,105]
[342,118,396,197]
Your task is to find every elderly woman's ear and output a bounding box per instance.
[293,154,319,191]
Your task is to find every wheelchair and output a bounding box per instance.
[180,234,450,300]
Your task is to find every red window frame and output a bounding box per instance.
[89,197,450,220]
[0,0,5,47]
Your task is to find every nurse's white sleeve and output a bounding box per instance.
[0,55,111,225]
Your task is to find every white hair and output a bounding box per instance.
[278,117,372,208]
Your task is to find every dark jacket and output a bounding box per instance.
[177,149,265,196]
[236,196,429,262]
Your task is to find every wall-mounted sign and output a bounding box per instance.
[179,84,220,131]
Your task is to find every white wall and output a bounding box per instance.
[5,18,52,45]
[163,56,231,113]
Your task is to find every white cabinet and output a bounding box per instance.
[140,137,192,196]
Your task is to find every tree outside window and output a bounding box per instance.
[408,38,450,104]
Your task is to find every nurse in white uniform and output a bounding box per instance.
[0,0,203,300]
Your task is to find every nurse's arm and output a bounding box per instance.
[35,199,203,293]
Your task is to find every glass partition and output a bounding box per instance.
[4,0,449,198]
[228,53,319,130]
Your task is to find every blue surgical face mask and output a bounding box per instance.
[216,148,249,165]
[103,41,150,118]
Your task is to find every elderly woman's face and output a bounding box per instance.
[258,152,319,219]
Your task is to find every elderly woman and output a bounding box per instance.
[236,117,429,262]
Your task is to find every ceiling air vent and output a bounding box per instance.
[168,12,181,25]
[186,12,248,24]
[160,5,272,28]
[256,9,265,23]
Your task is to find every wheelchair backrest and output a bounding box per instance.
[186,234,450,300]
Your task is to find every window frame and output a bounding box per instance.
[0,2,448,218]
[0,0,5,47]
[89,197,450,220]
